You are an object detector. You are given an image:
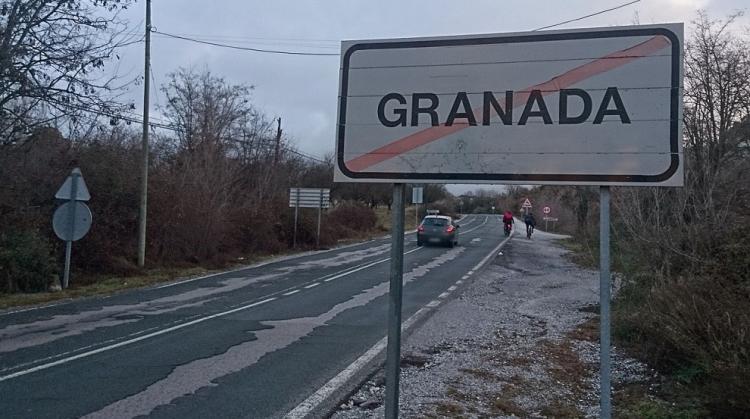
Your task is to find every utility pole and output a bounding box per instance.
[273,117,282,165]
[137,0,152,268]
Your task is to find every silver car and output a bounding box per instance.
[417,215,459,247]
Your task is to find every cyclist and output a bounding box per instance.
[523,212,536,238]
[502,210,514,235]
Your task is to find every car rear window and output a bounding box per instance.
[422,218,448,226]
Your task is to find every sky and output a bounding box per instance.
[108,0,748,194]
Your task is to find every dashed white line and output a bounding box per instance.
[0,297,278,383]
[304,283,320,289]
[426,300,441,308]
[447,286,457,292]
[461,275,469,280]
[283,290,300,296]
[438,292,450,299]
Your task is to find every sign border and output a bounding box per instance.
[336,26,681,183]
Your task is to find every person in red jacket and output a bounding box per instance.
[502,210,514,235]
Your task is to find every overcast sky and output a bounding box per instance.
[111,0,747,194]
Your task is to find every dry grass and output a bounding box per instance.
[539,339,589,414]
[374,205,419,232]
[0,267,214,311]
[568,316,599,342]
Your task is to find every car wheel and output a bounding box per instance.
[448,239,454,248]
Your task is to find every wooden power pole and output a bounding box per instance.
[137,0,152,267]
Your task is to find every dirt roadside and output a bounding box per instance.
[332,228,657,418]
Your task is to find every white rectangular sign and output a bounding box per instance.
[289,188,330,208]
[412,186,423,204]
[334,24,683,186]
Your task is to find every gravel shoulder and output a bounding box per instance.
[332,228,655,418]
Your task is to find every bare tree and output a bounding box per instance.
[0,0,136,144]
[613,11,750,274]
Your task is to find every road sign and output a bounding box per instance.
[411,187,423,204]
[53,202,92,242]
[289,188,330,248]
[543,216,558,222]
[543,206,551,214]
[522,198,533,208]
[289,188,330,208]
[55,168,90,201]
[334,24,683,186]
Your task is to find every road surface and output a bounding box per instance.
[0,214,509,418]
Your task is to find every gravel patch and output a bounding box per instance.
[332,230,657,418]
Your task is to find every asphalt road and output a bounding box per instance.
[0,214,508,419]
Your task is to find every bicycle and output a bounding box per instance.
[526,223,534,239]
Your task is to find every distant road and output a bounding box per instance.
[0,214,507,418]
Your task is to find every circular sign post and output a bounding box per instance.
[53,202,93,241]
[52,168,93,289]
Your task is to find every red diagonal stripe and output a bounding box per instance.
[345,35,671,172]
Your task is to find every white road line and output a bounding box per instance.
[456,280,463,284]
[438,292,450,299]
[286,303,439,419]
[467,270,474,275]
[447,286,457,292]
[0,297,277,383]
[304,283,320,289]
[322,247,422,283]
[283,290,300,296]
[425,300,441,308]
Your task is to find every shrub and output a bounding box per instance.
[327,202,377,232]
[0,230,57,292]
[615,274,750,416]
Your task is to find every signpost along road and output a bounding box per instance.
[334,24,683,419]
[289,188,330,248]
[53,168,92,289]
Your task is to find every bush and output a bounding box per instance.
[0,230,57,292]
[327,202,377,232]
[615,274,750,416]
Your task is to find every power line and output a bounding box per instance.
[533,0,641,31]
[285,147,327,164]
[153,30,340,56]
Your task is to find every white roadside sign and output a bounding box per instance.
[334,24,683,186]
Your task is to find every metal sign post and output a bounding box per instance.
[599,186,612,418]
[62,173,78,289]
[289,188,331,249]
[53,168,92,289]
[385,183,405,419]
[412,186,423,228]
[293,188,300,248]
[317,189,323,248]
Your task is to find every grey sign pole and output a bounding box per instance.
[414,202,418,228]
[316,189,323,248]
[599,186,611,418]
[293,189,300,248]
[385,183,405,419]
[62,172,80,289]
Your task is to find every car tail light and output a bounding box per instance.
[445,225,455,233]
[417,225,424,232]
